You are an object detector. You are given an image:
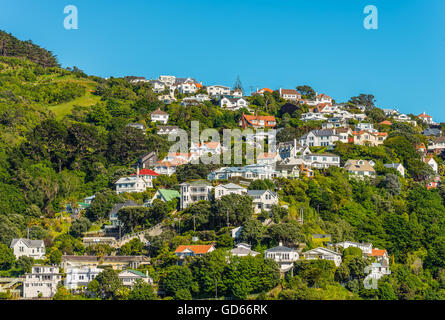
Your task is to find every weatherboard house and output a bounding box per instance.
[10,238,46,260]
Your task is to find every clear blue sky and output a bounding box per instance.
[1,0,444,121]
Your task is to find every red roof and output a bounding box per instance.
[418,113,432,118]
[132,169,159,176]
[175,245,214,254]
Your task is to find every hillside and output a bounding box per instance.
[0,30,59,68]
[0,32,445,301]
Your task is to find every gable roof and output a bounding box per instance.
[151,108,168,116]
[266,244,297,253]
[304,247,341,256]
[10,238,44,248]
[247,190,277,197]
[175,245,214,254]
[217,183,244,190]
[120,269,147,278]
[371,249,387,257]
[132,169,159,176]
[344,160,376,172]
[280,89,301,95]
[157,189,180,202]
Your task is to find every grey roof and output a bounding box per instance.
[423,128,441,136]
[384,163,402,169]
[300,129,335,139]
[231,247,260,256]
[10,238,44,248]
[219,183,244,190]
[247,190,277,197]
[266,245,297,253]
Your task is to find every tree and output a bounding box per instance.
[216,233,234,249]
[117,206,150,233]
[15,256,33,274]
[160,265,196,298]
[86,190,121,222]
[128,279,157,300]
[268,222,304,246]
[47,247,62,265]
[296,85,316,99]
[119,238,144,256]
[239,219,266,246]
[248,179,275,191]
[94,268,122,299]
[0,243,15,270]
[349,94,376,109]
[70,217,92,238]
[378,173,401,195]
[213,194,253,228]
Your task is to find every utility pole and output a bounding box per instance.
[226,209,229,228]
[215,277,218,299]
[193,215,196,232]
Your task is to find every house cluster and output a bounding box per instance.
[7,238,152,299]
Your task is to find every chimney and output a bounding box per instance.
[279,241,283,247]
[137,166,140,177]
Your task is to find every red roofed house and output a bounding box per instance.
[175,245,215,259]
[370,249,389,265]
[379,120,393,126]
[132,168,159,188]
[279,88,301,101]
[257,88,273,95]
[240,113,276,129]
[418,112,434,125]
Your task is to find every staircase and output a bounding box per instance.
[112,223,163,248]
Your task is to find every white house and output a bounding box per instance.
[180,180,213,210]
[190,142,222,158]
[335,241,373,255]
[220,97,249,111]
[423,156,438,173]
[115,176,147,194]
[131,168,159,188]
[158,75,176,86]
[64,267,102,290]
[303,247,342,267]
[384,163,405,177]
[265,242,299,272]
[279,88,301,101]
[300,112,328,122]
[247,190,278,213]
[23,266,62,299]
[230,243,260,257]
[175,244,215,259]
[418,112,435,125]
[303,153,341,169]
[157,125,179,136]
[150,108,169,124]
[215,183,247,199]
[344,159,376,177]
[299,129,340,147]
[118,269,153,287]
[207,85,231,97]
[10,238,45,260]
[256,152,281,166]
[208,164,279,181]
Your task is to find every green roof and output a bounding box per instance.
[158,189,180,202]
[127,269,147,277]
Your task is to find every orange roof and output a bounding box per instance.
[418,113,432,118]
[379,120,392,125]
[261,88,273,93]
[243,114,276,122]
[416,143,426,150]
[195,83,203,88]
[371,249,387,257]
[175,245,213,254]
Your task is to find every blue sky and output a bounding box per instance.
[1,0,444,121]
